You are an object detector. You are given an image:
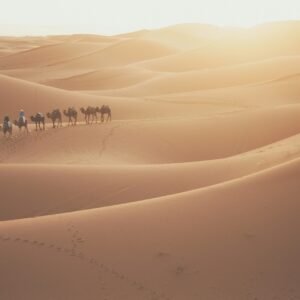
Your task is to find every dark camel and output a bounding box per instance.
[47,109,62,128]
[96,105,112,122]
[31,113,45,131]
[63,107,77,126]
[80,106,97,124]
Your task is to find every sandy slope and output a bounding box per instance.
[0,73,243,121]
[45,66,159,91]
[48,38,177,71]
[0,41,111,69]
[0,158,299,299]
[0,21,300,300]
[1,131,299,221]
[99,56,300,96]
[1,105,300,164]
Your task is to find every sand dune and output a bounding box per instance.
[1,105,300,166]
[51,38,177,70]
[0,41,111,70]
[0,158,299,299]
[0,72,245,122]
[0,130,299,221]
[100,56,300,96]
[0,21,300,300]
[140,24,222,50]
[45,66,159,91]
[149,70,300,108]
[45,56,300,92]
[0,36,54,54]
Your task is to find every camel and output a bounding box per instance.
[97,105,112,122]
[80,106,97,124]
[31,113,45,131]
[47,109,62,128]
[2,116,13,136]
[14,117,28,133]
[63,107,77,126]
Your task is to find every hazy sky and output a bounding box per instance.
[1,0,300,35]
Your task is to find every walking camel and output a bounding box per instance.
[31,113,45,131]
[47,109,62,128]
[97,105,112,122]
[63,107,78,126]
[80,106,98,124]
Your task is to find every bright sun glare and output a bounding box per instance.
[0,0,300,35]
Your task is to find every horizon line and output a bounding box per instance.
[0,19,300,38]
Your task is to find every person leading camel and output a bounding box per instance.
[2,116,12,137]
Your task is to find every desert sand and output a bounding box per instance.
[0,22,300,300]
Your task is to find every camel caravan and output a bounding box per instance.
[1,105,112,137]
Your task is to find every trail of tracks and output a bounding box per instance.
[0,224,172,300]
[0,121,119,163]
[98,124,120,160]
